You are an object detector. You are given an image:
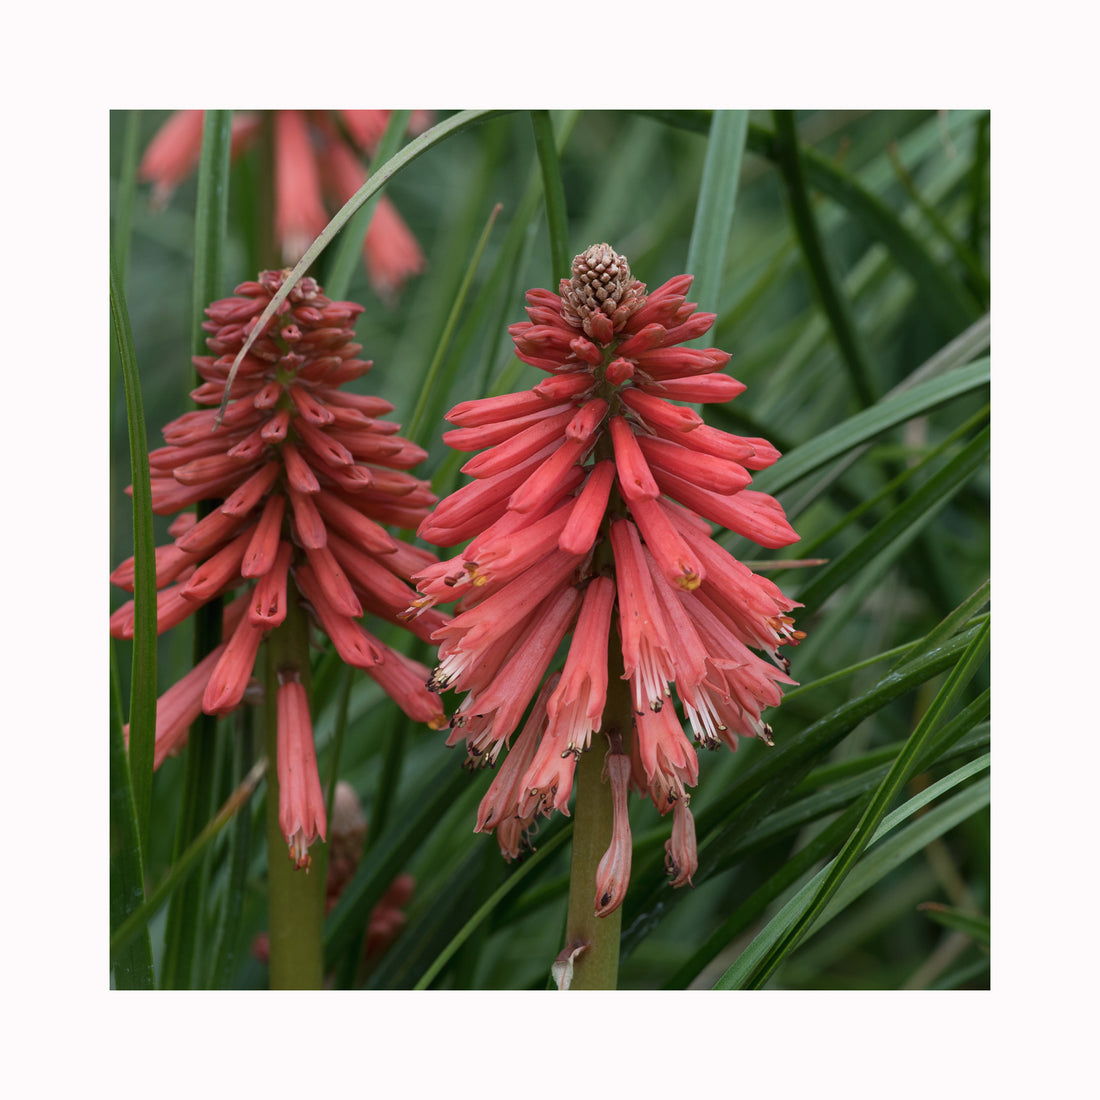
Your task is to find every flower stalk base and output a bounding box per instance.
[263,596,327,989]
[561,647,632,990]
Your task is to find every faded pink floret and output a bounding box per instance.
[138,110,428,299]
[412,243,805,915]
[594,753,633,917]
[110,270,447,869]
[275,110,329,265]
[276,676,327,870]
[137,109,204,210]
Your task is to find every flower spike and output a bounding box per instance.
[139,110,427,300]
[112,269,447,869]
[414,243,805,915]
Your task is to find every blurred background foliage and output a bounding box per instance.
[110,108,989,990]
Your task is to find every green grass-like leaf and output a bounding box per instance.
[772,111,877,407]
[753,357,989,500]
[414,825,573,989]
[685,109,749,347]
[111,111,142,286]
[796,423,989,609]
[404,201,503,449]
[111,760,268,965]
[918,903,990,947]
[325,110,412,301]
[160,112,235,989]
[191,111,233,352]
[530,110,570,282]
[736,618,989,988]
[714,757,990,989]
[110,260,155,847]
[109,641,153,989]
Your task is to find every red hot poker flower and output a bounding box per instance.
[111,270,446,869]
[410,243,805,909]
[138,110,431,301]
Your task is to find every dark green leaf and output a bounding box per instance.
[686,109,749,347]
[109,641,154,989]
[109,260,155,847]
[530,110,570,282]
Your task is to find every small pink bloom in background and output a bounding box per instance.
[111,269,447,869]
[410,243,805,913]
[137,110,431,300]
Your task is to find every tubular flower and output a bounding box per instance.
[138,110,430,299]
[410,243,805,911]
[253,781,415,967]
[111,269,447,869]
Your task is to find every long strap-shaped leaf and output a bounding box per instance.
[797,423,990,609]
[620,616,985,953]
[715,759,990,990]
[413,826,573,990]
[325,110,412,301]
[110,260,155,844]
[753,357,989,499]
[733,617,990,988]
[686,109,749,349]
[161,110,234,990]
[404,201,503,449]
[530,110,570,283]
[109,642,153,988]
[772,110,876,407]
[110,759,268,963]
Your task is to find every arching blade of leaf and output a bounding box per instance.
[325,110,412,301]
[216,110,508,425]
[160,111,234,990]
[413,825,572,990]
[110,641,153,989]
[530,110,570,283]
[753,358,989,499]
[621,616,986,957]
[110,760,268,964]
[109,260,155,847]
[796,424,989,610]
[918,903,990,947]
[772,110,876,407]
[686,109,749,348]
[714,758,990,989]
[737,618,989,988]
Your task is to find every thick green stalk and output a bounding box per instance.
[264,595,327,989]
[563,645,632,990]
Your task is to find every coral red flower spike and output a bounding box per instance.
[138,111,429,299]
[412,243,806,913]
[111,270,447,870]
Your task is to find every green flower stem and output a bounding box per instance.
[563,644,632,991]
[264,594,327,990]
